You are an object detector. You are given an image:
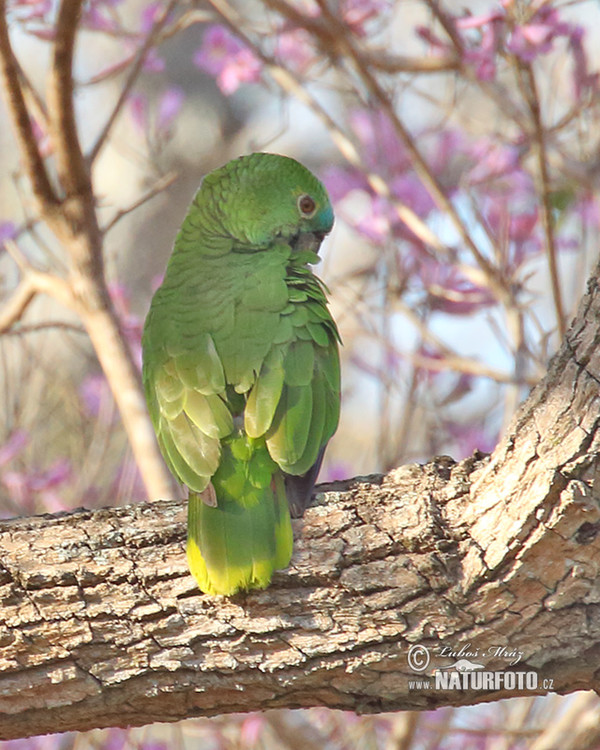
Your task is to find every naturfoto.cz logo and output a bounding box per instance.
[407,643,554,692]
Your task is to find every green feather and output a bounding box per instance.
[172,334,226,394]
[283,339,315,386]
[158,419,212,493]
[288,368,327,475]
[168,411,220,478]
[245,348,285,438]
[266,384,313,470]
[185,391,233,438]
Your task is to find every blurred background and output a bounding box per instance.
[2,0,600,747]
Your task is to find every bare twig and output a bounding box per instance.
[519,62,566,338]
[48,0,90,201]
[0,239,75,335]
[0,321,86,337]
[102,171,179,235]
[0,278,38,334]
[12,54,50,133]
[424,0,530,133]
[406,349,535,386]
[0,0,59,211]
[87,0,180,165]
[530,693,600,750]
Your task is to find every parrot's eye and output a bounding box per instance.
[298,194,317,217]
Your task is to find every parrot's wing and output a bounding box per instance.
[144,328,232,493]
[244,257,341,512]
[143,246,293,494]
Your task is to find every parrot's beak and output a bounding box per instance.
[293,229,329,254]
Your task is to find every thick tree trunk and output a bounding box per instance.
[2,266,600,740]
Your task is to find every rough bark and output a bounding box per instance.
[1,265,600,739]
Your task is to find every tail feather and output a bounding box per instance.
[187,438,293,596]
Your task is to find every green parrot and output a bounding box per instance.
[142,152,341,596]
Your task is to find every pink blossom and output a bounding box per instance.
[129,89,182,139]
[509,209,538,243]
[354,195,392,243]
[108,283,143,367]
[30,459,71,492]
[194,26,262,95]
[140,2,164,33]
[320,460,353,482]
[31,118,52,157]
[462,18,504,81]
[447,422,498,459]
[197,38,226,71]
[569,26,598,101]
[416,25,451,55]
[275,29,315,74]
[239,715,266,747]
[9,0,51,22]
[26,26,55,40]
[430,129,467,175]
[80,373,114,422]
[556,235,579,253]
[0,221,16,249]
[2,459,72,514]
[422,263,495,315]
[108,5,168,74]
[143,48,165,73]
[390,174,434,217]
[343,0,391,36]
[577,196,600,229]
[506,9,569,63]
[2,471,28,508]
[467,139,521,184]
[0,430,28,466]
[81,2,118,32]
[157,87,184,133]
[3,733,72,750]
[350,110,408,172]
[218,49,261,94]
[322,166,367,202]
[455,11,504,30]
[129,93,147,133]
[151,273,164,293]
[507,24,554,62]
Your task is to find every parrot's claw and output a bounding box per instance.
[200,483,218,507]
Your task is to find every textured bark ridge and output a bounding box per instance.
[3,269,600,739]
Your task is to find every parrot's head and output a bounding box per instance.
[199,153,334,252]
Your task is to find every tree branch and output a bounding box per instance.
[3,257,600,739]
[0,0,59,211]
[519,61,566,338]
[0,277,37,334]
[48,0,90,201]
[0,0,177,501]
